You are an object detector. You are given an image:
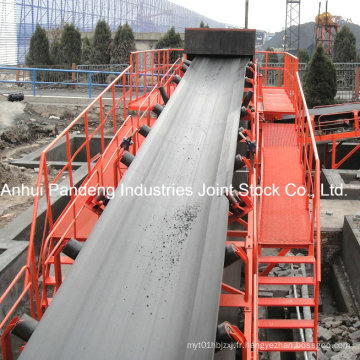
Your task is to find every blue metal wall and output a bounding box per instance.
[17,0,225,64]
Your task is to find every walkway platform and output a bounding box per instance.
[262,88,295,120]
[259,123,311,246]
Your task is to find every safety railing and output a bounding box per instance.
[33,65,133,311]
[284,53,298,100]
[255,52,299,93]
[39,115,136,307]
[251,60,260,360]
[315,110,360,135]
[0,66,128,98]
[294,72,321,342]
[135,57,183,128]
[0,61,175,99]
[129,48,184,103]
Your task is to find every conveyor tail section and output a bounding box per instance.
[20,57,248,360]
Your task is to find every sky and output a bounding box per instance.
[170,0,360,33]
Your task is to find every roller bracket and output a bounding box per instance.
[244,77,254,88]
[216,322,247,351]
[238,128,256,154]
[120,136,133,151]
[224,244,241,267]
[225,189,253,217]
[234,154,251,171]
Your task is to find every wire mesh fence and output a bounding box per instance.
[77,64,129,85]
[2,60,360,102]
[258,61,360,102]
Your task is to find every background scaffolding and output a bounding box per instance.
[284,0,301,55]
[15,0,225,64]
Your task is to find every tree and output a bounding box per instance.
[298,48,310,63]
[48,28,62,64]
[26,25,51,66]
[304,45,337,108]
[90,20,112,64]
[81,37,92,64]
[155,27,183,63]
[200,21,209,28]
[50,38,62,64]
[266,47,278,63]
[333,26,357,63]
[111,23,135,64]
[60,23,82,65]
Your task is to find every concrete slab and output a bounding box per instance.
[0,240,29,319]
[11,134,112,169]
[331,257,358,314]
[320,200,360,231]
[342,216,360,306]
[322,169,360,200]
[319,200,360,280]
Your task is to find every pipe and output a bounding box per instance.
[245,0,249,29]
[291,264,309,360]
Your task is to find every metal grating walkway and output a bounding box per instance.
[259,123,311,245]
[262,88,295,116]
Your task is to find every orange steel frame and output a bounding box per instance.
[258,51,360,170]
[217,52,321,358]
[312,109,360,169]
[316,18,339,57]
[1,50,321,360]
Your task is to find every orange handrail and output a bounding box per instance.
[294,72,321,343]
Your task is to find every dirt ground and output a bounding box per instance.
[0,102,59,228]
[0,97,75,228]
[0,94,119,229]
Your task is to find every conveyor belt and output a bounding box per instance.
[309,103,360,116]
[20,56,248,360]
